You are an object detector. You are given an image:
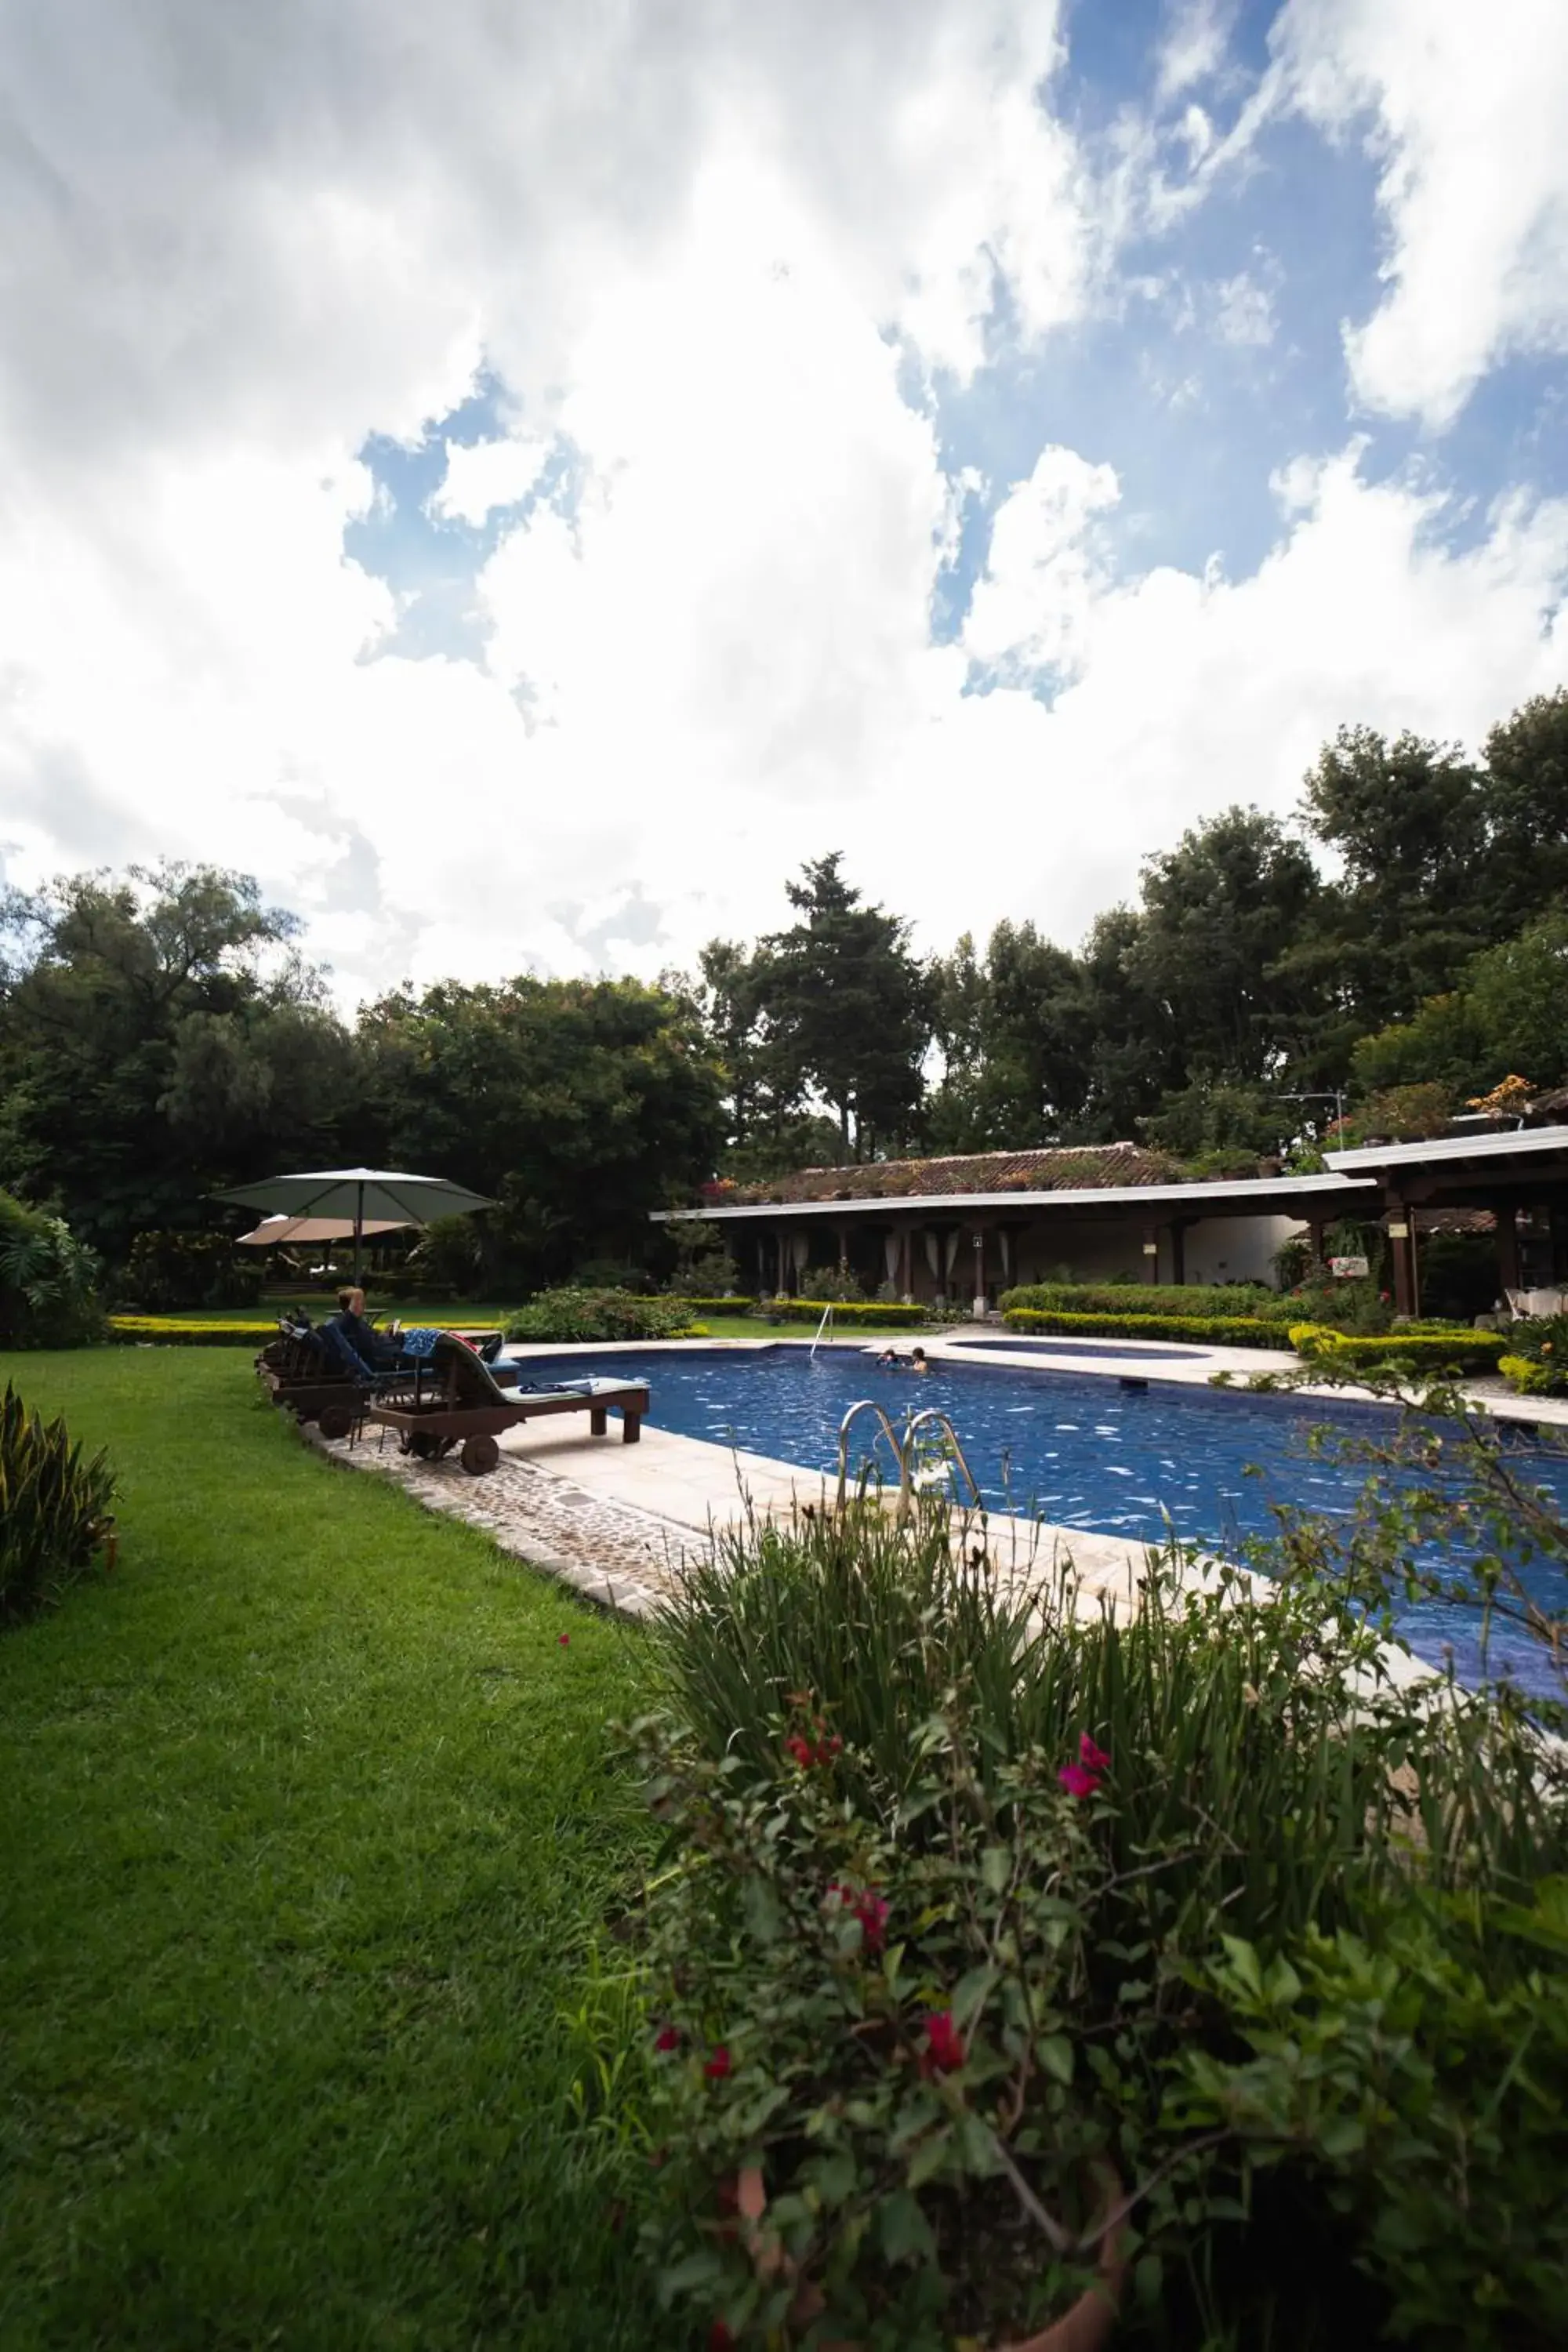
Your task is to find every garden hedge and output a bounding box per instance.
[765,1299,930,1328]
[1002,1306,1287,1348]
[108,1316,280,1346]
[1290,1323,1509,1376]
[1000,1279,1287,1322]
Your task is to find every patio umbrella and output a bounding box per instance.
[215,1168,496,1284]
[234,1214,412,1248]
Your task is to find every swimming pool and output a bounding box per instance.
[514,1343,1568,1693]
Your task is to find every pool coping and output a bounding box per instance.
[310,1367,1446,1698]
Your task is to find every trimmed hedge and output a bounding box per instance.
[765,1299,930,1329]
[1290,1323,1509,1376]
[1002,1307,1286,1348]
[1001,1279,1287,1322]
[108,1316,280,1346]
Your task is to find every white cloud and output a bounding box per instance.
[0,0,1563,1011]
[1213,269,1276,348]
[1156,0,1233,105]
[1275,0,1568,426]
[430,434,551,526]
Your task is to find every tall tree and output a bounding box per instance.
[753,855,931,1159]
[1479,688,1568,934]
[0,863,351,1260]
[357,974,724,1287]
[1298,725,1488,1033]
[927,920,1092,1150]
[1126,807,1322,1085]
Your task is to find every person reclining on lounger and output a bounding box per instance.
[329,1287,397,1374]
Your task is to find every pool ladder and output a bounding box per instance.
[834,1399,983,1525]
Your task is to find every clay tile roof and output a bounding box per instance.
[710,1142,1183,1207]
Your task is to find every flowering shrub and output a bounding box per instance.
[1498,1312,1568,1396]
[630,1497,1568,2345]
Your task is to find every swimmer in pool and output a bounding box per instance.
[911,1347,930,1374]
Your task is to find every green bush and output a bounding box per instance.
[666,1294,755,1315]
[1496,1312,1568,1395]
[503,1287,699,1343]
[0,1190,103,1348]
[1290,1323,1508,1376]
[121,1228,264,1311]
[1002,1278,1287,1320]
[764,1298,927,1328]
[633,1502,1568,2347]
[1004,1305,1285,1347]
[0,1381,118,1621]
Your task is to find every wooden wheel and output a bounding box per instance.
[318,1403,355,1441]
[459,1433,500,1476]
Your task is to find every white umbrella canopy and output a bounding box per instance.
[216,1169,495,1282]
[234,1214,412,1248]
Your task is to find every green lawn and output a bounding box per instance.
[0,1350,675,2352]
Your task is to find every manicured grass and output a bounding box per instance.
[0,1350,673,2352]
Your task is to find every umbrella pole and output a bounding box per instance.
[354,1181,364,1289]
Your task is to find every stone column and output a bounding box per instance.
[1168,1220,1190,1286]
[776,1227,789,1297]
[1142,1225,1160,1283]
[971,1227,988,1319]
[898,1224,913,1301]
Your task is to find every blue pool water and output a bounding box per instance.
[514,1344,1568,1693]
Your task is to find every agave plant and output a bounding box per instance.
[0,1382,118,1621]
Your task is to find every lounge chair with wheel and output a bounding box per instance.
[365,1334,651,1475]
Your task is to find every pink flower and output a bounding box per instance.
[653,2024,681,2052]
[1078,1733,1110,1773]
[704,2045,732,2080]
[921,2010,965,2074]
[1058,1762,1102,1799]
[784,1733,815,1768]
[557,1632,570,1647]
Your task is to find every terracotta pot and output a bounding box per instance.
[743,2164,1129,2352]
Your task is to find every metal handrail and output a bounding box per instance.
[901,1406,984,1509]
[809,1301,834,1359]
[833,1399,985,1523]
[835,1397,908,1517]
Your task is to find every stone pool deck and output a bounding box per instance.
[300,1328,1538,1697]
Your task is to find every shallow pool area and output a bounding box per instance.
[510,1343,1568,1693]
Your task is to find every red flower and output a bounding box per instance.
[826,1882,890,1952]
[1078,1733,1111,1773]
[557,1632,570,1647]
[653,2024,681,2052]
[921,2010,965,2074]
[852,1888,890,1951]
[709,2325,736,2351]
[786,1728,842,1767]
[1058,1762,1102,1799]
[704,2045,732,2079]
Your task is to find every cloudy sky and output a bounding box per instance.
[2,0,1566,1000]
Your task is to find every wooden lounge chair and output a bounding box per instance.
[256,1314,377,1439]
[365,1334,650,1474]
